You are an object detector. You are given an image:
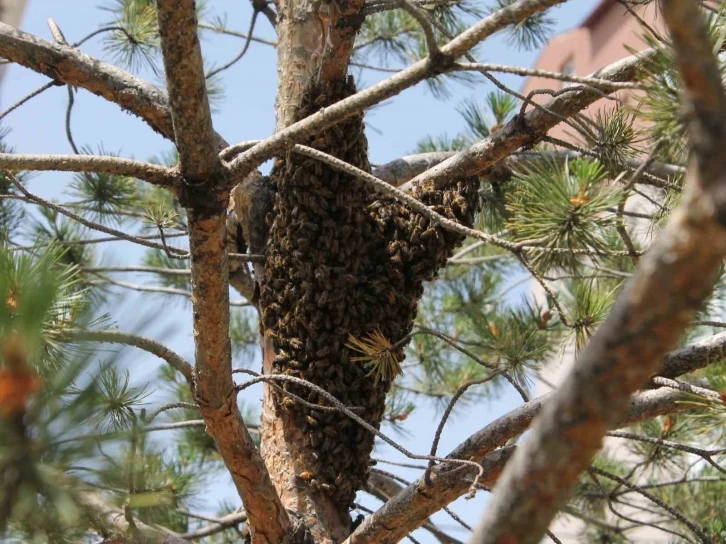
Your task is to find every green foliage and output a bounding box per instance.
[0,128,27,243]
[488,0,554,51]
[89,366,151,432]
[0,244,88,375]
[5,2,726,541]
[101,0,161,74]
[67,146,140,226]
[98,436,198,533]
[28,208,95,270]
[469,300,553,388]
[414,91,518,153]
[576,107,641,174]
[415,133,470,153]
[562,279,619,354]
[506,158,620,272]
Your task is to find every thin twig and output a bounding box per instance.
[205,10,259,79]
[424,373,502,485]
[0,80,58,122]
[59,328,193,382]
[234,369,486,496]
[589,466,709,543]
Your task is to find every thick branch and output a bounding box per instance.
[660,330,726,378]
[467,2,726,542]
[345,387,693,544]
[0,22,230,153]
[373,150,683,188]
[186,213,292,544]
[156,1,222,183]
[59,328,193,383]
[0,22,175,139]
[402,48,658,191]
[366,471,463,544]
[0,152,179,188]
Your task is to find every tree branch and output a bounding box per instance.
[0,22,176,140]
[156,0,222,183]
[59,328,193,383]
[59,474,191,544]
[0,152,179,188]
[401,48,658,191]
[659,331,726,378]
[366,471,463,544]
[467,2,726,541]
[373,149,683,189]
[345,387,694,544]
[151,4,290,541]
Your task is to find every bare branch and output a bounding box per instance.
[373,149,682,189]
[59,328,194,383]
[186,208,292,542]
[467,2,726,541]
[402,48,658,191]
[178,510,248,539]
[396,0,440,61]
[366,471,463,544]
[0,152,180,188]
[82,265,191,277]
[86,276,251,307]
[156,0,222,182]
[660,331,726,378]
[0,80,58,123]
[0,22,176,140]
[451,62,642,89]
[345,387,694,544]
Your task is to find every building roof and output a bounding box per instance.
[581,0,616,28]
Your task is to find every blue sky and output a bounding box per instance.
[3,0,595,541]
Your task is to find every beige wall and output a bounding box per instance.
[520,1,663,143]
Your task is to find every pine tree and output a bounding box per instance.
[1,0,726,543]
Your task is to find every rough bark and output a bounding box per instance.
[468,2,726,542]
[155,3,291,542]
[0,22,176,141]
[256,2,570,541]
[261,0,375,538]
[156,0,222,183]
[188,210,292,544]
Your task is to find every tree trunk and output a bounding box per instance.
[259,1,481,541]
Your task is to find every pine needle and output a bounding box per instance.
[346,329,403,385]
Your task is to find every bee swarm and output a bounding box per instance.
[260,77,480,512]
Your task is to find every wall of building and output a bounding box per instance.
[520,1,663,143]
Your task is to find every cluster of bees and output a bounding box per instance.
[260,76,480,511]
